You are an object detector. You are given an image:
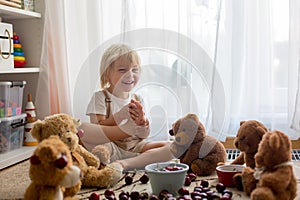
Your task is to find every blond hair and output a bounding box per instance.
[100,44,141,89]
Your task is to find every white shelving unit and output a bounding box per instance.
[0,2,44,170]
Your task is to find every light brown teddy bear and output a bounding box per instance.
[30,113,123,191]
[241,130,297,200]
[169,113,227,176]
[24,135,81,200]
[231,120,268,169]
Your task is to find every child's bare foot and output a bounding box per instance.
[129,99,147,126]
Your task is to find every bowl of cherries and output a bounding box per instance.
[145,162,189,195]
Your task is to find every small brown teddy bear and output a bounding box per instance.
[231,120,268,169]
[169,113,227,176]
[24,135,81,200]
[30,113,123,191]
[241,130,297,200]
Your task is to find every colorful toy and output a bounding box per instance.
[24,94,38,146]
[13,33,27,68]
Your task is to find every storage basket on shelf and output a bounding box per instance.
[0,81,26,118]
[0,113,26,154]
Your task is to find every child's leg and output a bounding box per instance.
[117,143,175,170]
[141,141,172,152]
[79,122,131,149]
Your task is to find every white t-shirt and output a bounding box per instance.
[86,90,137,116]
[86,90,146,152]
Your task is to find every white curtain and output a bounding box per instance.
[36,0,300,140]
[290,0,300,135]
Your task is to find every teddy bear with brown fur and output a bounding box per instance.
[231,120,268,169]
[30,113,123,191]
[169,113,227,176]
[240,130,297,200]
[24,135,81,200]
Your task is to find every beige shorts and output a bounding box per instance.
[103,140,148,162]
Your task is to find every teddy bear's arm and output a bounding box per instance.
[180,146,199,165]
[76,145,100,168]
[241,166,257,196]
[258,167,293,192]
[231,152,245,165]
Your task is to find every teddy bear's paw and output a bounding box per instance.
[92,145,111,165]
[232,173,243,191]
[251,187,275,200]
[106,162,124,185]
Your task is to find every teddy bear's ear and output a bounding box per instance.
[30,120,44,142]
[240,121,246,126]
[268,131,281,150]
[256,126,267,139]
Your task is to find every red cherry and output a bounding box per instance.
[149,194,159,200]
[190,191,201,198]
[187,172,197,181]
[184,176,191,186]
[216,182,226,193]
[178,187,189,196]
[222,190,232,198]
[104,189,115,198]
[200,179,209,188]
[221,193,231,200]
[89,192,100,200]
[165,166,183,171]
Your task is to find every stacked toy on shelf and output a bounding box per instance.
[24,94,38,146]
[13,32,27,68]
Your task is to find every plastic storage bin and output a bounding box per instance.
[0,113,26,154]
[0,81,26,118]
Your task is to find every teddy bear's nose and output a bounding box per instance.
[169,129,174,136]
[67,137,72,143]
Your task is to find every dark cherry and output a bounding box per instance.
[149,194,159,200]
[178,187,189,196]
[139,192,149,200]
[184,176,191,186]
[139,173,149,184]
[216,182,226,193]
[222,190,233,198]
[130,191,140,200]
[221,193,231,200]
[187,172,197,181]
[200,179,209,188]
[118,191,129,200]
[159,189,170,199]
[104,189,115,197]
[89,192,100,200]
[190,191,201,198]
[125,175,133,185]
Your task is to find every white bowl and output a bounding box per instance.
[145,162,189,195]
